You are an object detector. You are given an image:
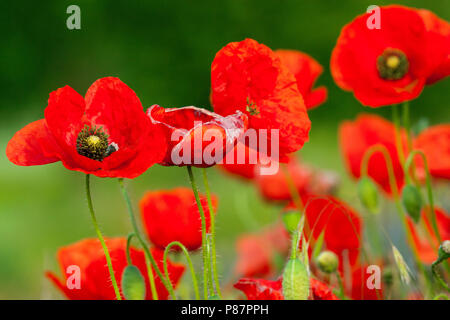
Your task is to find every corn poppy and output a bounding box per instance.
[414,124,450,180]
[45,238,185,300]
[140,187,217,251]
[218,142,267,180]
[256,156,338,202]
[234,223,290,278]
[6,77,166,178]
[147,104,247,167]
[274,49,327,110]
[407,207,450,264]
[234,277,338,300]
[331,5,439,107]
[416,9,450,84]
[301,195,362,269]
[339,114,407,195]
[211,38,311,158]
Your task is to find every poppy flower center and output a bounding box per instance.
[76,125,118,161]
[246,98,260,116]
[377,48,409,80]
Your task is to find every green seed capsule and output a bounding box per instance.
[316,251,339,274]
[121,265,146,300]
[282,258,309,300]
[357,177,379,214]
[401,184,423,223]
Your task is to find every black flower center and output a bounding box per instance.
[76,125,118,161]
[377,48,409,80]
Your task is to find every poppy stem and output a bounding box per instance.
[85,174,122,300]
[163,241,200,300]
[127,232,159,299]
[392,104,406,166]
[187,166,212,299]
[201,168,222,299]
[117,178,175,299]
[360,146,428,280]
[402,101,419,184]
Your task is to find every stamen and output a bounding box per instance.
[377,48,409,80]
[76,125,117,161]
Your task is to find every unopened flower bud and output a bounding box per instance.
[357,177,379,214]
[438,240,450,260]
[282,258,309,300]
[121,265,146,300]
[401,184,423,223]
[316,251,339,274]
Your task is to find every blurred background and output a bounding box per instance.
[0,0,448,299]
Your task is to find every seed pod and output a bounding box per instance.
[357,177,379,214]
[438,240,450,261]
[401,184,423,223]
[316,251,339,274]
[121,265,146,300]
[282,258,309,300]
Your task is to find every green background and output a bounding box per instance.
[0,0,448,299]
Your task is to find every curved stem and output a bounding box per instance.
[360,145,426,275]
[187,166,211,299]
[404,151,441,243]
[432,261,450,293]
[201,168,222,298]
[85,174,122,300]
[163,241,200,300]
[126,233,134,265]
[402,102,419,185]
[117,178,175,299]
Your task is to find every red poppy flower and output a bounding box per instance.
[256,156,338,202]
[211,38,311,158]
[218,142,266,180]
[147,105,247,167]
[274,49,327,110]
[347,264,383,300]
[407,207,450,264]
[416,9,450,84]
[235,223,290,278]
[339,114,407,195]
[331,5,437,107]
[301,195,362,269]
[413,125,450,180]
[234,277,338,300]
[140,187,217,251]
[6,77,166,178]
[45,238,185,300]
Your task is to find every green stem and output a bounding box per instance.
[404,151,441,243]
[126,233,134,265]
[335,272,347,300]
[85,174,122,300]
[360,146,426,277]
[187,166,211,299]
[432,261,450,293]
[402,102,419,184]
[392,104,406,166]
[201,168,222,299]
[163,241,200,300]
[117,178,175,299]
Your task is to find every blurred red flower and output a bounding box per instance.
[211,38,311,158]
[274,49,327,110]
[331,5,443,107]
[140,187,217,251]
[218,142,267,180]
[235,223,290,278]
[256,156,338,202]
[46,238,185,300]
[6,77,166,178]
[339,114,407,195]
[417,9,450,84]
[347,264,383,300]
[407,207,450,264]
[414,125,450,180]
[147,105,247,167]
[234,277,338,300]
[301,195,362,269]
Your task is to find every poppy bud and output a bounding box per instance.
[282,210,301,234]
[316,251,339,274]
[438,240,450,260]
[357,177,379,214]
[401,184,423,223]
[121,265,146,300]
[282,258,309,300]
